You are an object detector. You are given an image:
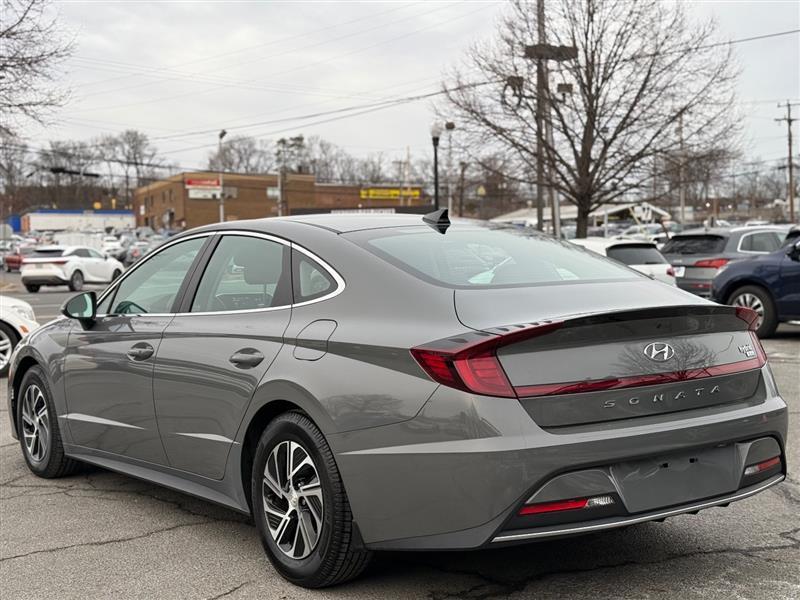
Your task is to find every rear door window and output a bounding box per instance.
[661,235,727,255]
[606,245,667,265]
[739,232,781,253]
[190,235,291,312]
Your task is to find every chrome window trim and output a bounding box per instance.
[736,231,781,254]
[168,229,345,317]
[290,242,346,308]
[94,229,345,318]
[94,231,215,318]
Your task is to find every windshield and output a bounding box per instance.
[661,235,726,255]
[351,226,639,288]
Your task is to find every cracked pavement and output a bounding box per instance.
[1,328,798,599]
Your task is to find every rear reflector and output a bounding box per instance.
[694,258,730,269]
[743,456,781,476]
[411,322,562,398]
[519,495,615,516]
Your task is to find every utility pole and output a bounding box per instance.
[678,111,686,224]
[522,0,576,232]
[458,161,468,217]
[535,0,546,232]
[218,129,227,223]
[776,101,797,223]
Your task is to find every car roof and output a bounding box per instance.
[282,213,431,233]
[570,237,657,253]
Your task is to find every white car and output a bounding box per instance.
[0,295,39,377]
[570,237,676,285]
[101,235,123,254]
[20,245,124,293]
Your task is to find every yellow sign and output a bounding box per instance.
[359,188,421,200]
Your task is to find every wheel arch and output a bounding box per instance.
[724,278,776,304]
[9,354,42,437]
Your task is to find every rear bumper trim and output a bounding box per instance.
[491,473,784,543]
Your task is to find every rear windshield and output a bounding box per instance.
[661,235,726,255]
[351,226,639,288]
[31,249,65,258]
[606,244,667,265]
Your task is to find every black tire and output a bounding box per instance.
[111,269,122,282]
[17,365,80,478]
[251,412,371,588]
[0,321,19,378]
[728,285,778,338]
[69,270,84,292]
[24,284,40,293]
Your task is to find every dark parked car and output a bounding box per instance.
[711,236,800,337]
[661,227,787,297]
[8,214,788,588]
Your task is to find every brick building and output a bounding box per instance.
[133,171,427,230]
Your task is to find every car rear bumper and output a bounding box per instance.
[331,366,788,551]
[676,277,713,297]
[491,473,784,544]
[20,275,69,285]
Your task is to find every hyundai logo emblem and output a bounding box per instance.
[643,342,675,362]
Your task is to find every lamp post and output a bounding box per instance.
[430,121,443,210]
[218,129,227,222]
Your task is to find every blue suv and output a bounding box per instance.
[711,232,800,337]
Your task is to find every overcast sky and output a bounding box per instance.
[23,0,800,173]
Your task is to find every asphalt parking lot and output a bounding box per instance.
[1,273,798,599]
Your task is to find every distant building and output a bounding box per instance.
[21,209,135,233]
[133,172,428,230]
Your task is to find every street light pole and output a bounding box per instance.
[218,129,227,223]
[445,121,455,214]
[430,122,443,210]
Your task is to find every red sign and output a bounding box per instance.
[185,178,220,188]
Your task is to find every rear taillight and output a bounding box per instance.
[519,495,615,516]
[666,266,675,277]
[743,456,781,477]
[22,258,68,265]
[694,258,729,269]
[411,322,563,398]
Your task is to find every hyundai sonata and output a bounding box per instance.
[7,212,788,588]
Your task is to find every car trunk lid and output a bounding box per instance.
[452,285,765,427]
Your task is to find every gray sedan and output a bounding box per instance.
[6,213,789,588]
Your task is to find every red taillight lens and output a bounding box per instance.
[743,456,781,476]
[694,258,729,268]
[518,494,615,516]
[666,266,675,277]
[519,498,588,515]
[411,322,562,398]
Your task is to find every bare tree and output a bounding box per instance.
[207,135,274,174]
[444,0,739,235]
[0,0,72,134]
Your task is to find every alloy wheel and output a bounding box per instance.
[262,440,324,560]
[731,292,764,329]
[21,384,50,463]
[0,328,12,371]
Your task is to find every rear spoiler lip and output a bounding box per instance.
[479,303,756,337]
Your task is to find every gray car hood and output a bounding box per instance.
[454,279,712,330]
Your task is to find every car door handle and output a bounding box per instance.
[229,349,265,368]
[127,343,154,361]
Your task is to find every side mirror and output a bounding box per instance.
[787,239,800,261]
[61,291,97,325]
